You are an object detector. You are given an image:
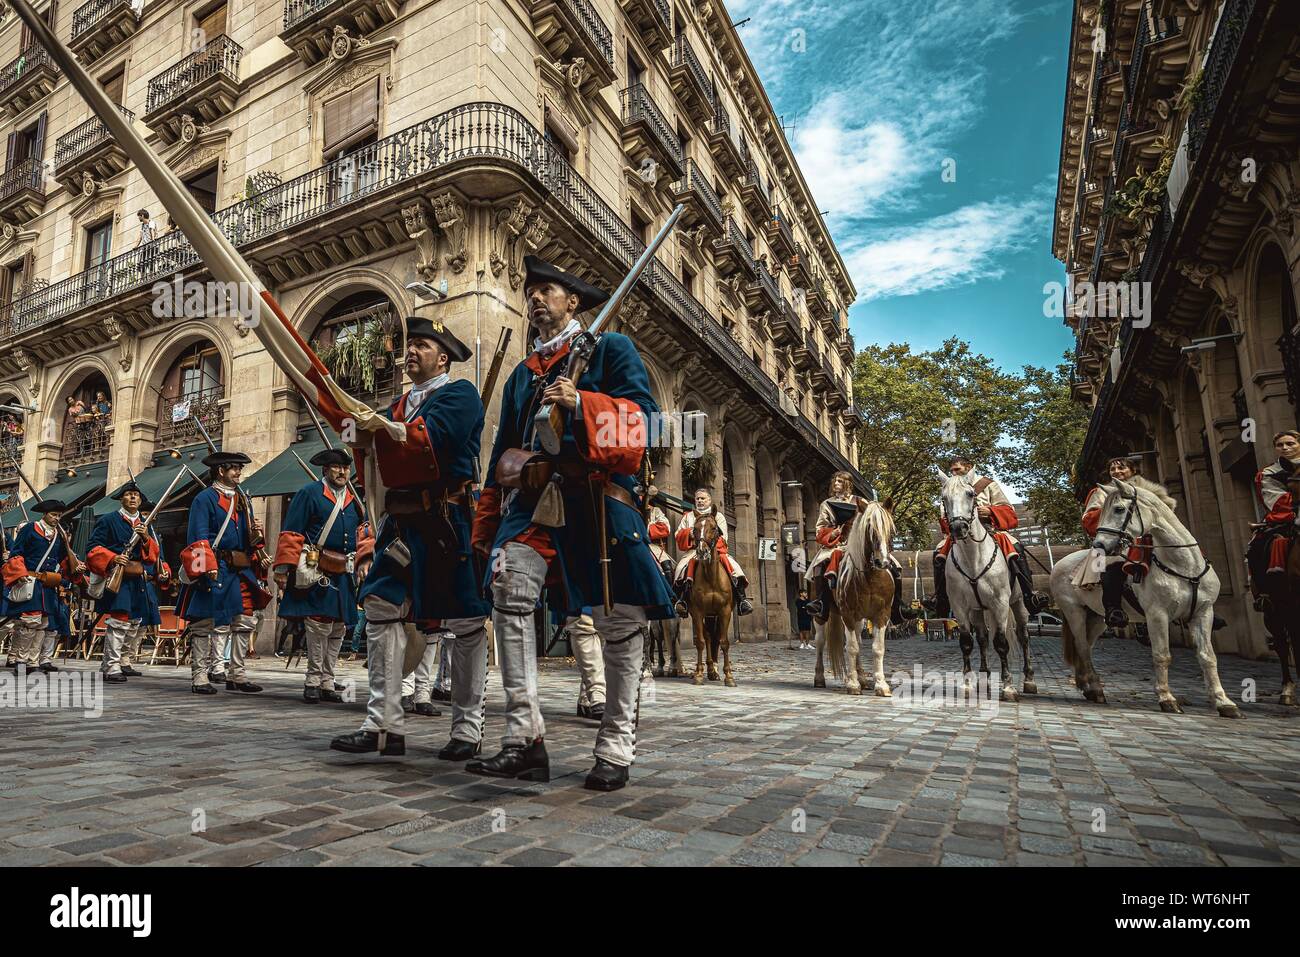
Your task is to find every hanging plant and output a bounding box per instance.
[1108,148,1174,222]
[314,315,397,394]
[1175,69,1204,114]
[681,447,717,496]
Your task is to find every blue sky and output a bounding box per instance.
[727,0,1075,373]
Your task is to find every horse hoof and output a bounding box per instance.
[1001,689,1018,703]
[707,672,719,682]
[874,683,892,698]
[1217,703,1243,719]
[813,677,826,689]
[692,675,704,686]
[1281,692,1297,707]
[724,677,736,688]
[846,684,862,696]
[1159,699,1183,714]
[653,668,664,678]
[1022,681,1038,696]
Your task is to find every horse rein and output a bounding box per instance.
[943,488,997,610]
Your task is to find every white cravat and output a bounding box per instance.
[405,373,449,421]
[534,319,581,357]
[119,508,141,527]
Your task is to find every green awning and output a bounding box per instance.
[0,462,109,525]
[94,458,201,516]
[242,434,332,498]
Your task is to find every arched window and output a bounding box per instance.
[722,444,735,526]
[157,341,225,450]
[309,291,401,411]
[59,371,113,468]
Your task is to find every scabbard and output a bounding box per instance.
[594,476,612,615]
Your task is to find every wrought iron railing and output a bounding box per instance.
[769,204,794,250]
[1188,0,1256,160]
[158,386,224,448]
[0,43,54,95]
[671,33,711,104]
[620,84,682,171]
[1127,6,1152,98]
[672,158,722,226]
[562,0,613,70]
[0,157,43,202]
[54,105,135,169]
[61,413,113,468]
[0,436,22,482]
[283,0,346,31]
[743,155,768,205]
[719,216,756,265]
[754,260,780,304]
[145,34,242,115]
[72,0,138,39]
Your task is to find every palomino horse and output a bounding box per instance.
[686,514,736,686]
[644,616,684,677]
[813,497,896,696]
[1254,473,1300,706]
[1050,477,1240,717]
[940,474,1035,701]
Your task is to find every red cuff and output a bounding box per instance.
[274,531,306,571]
[1081,509,1100,538]
[2,555,28,587]
[472,487,502,554]
[988,503,1018,530]
[356,526,376,564]
[816,526,841,547]
[648,521,670,542]
[373,416,438,487]
[87,545,118,577]
[575,392,645,475]
[675,526,694,550]
[180,540,217,578]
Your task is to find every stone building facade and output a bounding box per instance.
[1054,0,1300,658]
[0,0,862,644]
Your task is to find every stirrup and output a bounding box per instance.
[1104,607,1128,628]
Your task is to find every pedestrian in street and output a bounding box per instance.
[795,589,812,650]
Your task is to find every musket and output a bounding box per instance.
[301,400,368,524]
[104,465,189,595]
[289,448,318,482]
[465,327,514,598]
[1,442,82,568]
[189,414,272,571]
[480,327,513,415]
[532,205,684,455]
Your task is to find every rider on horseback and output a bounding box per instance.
[924,455,1048,619]
[671,489,754,617]
[645,490,675,582]
[1246,430,1300,611]
[1081,455,1143,628]
[804,471,909,624]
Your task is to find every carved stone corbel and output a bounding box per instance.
[430,192,468,274]
[1175,259,1237,318]
[490,198,550,290]
[12,348,38,399]
[620,299,649,335]
[401,202,438,282]
[102,315,133,372]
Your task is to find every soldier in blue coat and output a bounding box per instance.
[272,448,373,704]
[469,256,674,791]
[330,314,491,759]
[2,499,84,672]
[86,482,171,682]
[177,451,271,695]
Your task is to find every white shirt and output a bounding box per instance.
[405,372,449,421]
[534,319,581,356]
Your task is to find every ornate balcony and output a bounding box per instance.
[707,100,745,178]
[530,0,616,95]
[0,45,58,117]
[1126,4,1187,113]
[0,159,46,225]
[738,151,769,222]
[713,216,757,278]
[804,273,829,320]
[53,105,134,195]
[837,329,854,363]
[669,158,723,235]
[0,436,23,484]
[619,0,670,53]
[794,333,820,373]
[825,367,848,410]
[767,204,796,260]
[789,241,812,288]
[669,33,713,124]
[816,300,840,337]
[767,297,801,348]
[143,35,243,145]
[745,260,782,315]
[61,413,113,469]
[158,386,225,449]
[619,84,684,181]
[70,0,143,64]
[281,0,404,65]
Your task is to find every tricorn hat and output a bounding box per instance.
[112,481,145,501]
[310,448,352,468]
[202,451,252,469]
[33,499,67,514]
[404,315,472,363]
[522,255,610,314]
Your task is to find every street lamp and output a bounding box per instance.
[1180,332,1242,354]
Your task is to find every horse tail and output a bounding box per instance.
[1061,614,1076,669]
[825,612,848,680]
[707,615,721,661]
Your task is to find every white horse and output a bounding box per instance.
[939,474,1034,701]
[1050,477,1240,718]
[813,498,896,696]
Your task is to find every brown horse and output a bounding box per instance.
[687,514,736,686]
[814,498,897,696]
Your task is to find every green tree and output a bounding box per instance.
[1002,355,1091,546]
[850,338,1026,548]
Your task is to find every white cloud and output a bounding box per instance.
[844,197,1045,302]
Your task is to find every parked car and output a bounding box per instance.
[1027,612,1063,638]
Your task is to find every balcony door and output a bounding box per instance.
[82,219,112,304]
[195,2,227,45]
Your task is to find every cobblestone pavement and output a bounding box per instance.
[2,630,1300,867]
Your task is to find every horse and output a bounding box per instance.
[939,474,1035,701]
[1050,477,1240,717]
[1254,473,1300,706]
[686,514,736,686]
[644,616,684,677]
[813,497,896,696]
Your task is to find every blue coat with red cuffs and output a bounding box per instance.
[358,377,491,622]
[86,511,170,626]
[471,331,674,619]
[2,520,79,632]
[273,479,373,628]
[175,486,271,626]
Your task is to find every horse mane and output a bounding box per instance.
[1128,476,1177,511]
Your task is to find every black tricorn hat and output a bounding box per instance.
[522,255,610,314]
[310,448,352,468]
[202,451,252,469]
[405,315,471,363]
[33,499,68,514]
[112,481,144,501]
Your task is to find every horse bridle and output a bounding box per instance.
[1094,484,1142,554]
[943,485,997,609]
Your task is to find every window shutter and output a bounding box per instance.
[18,250,34,297]
[5,133,16,172]
[321,92,348,156]
[33,113,47,164]
[103,70,124,105]
[322,76,379,157]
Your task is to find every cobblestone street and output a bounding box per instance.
[3,632,1300,867]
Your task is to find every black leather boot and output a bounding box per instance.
[303,686,321,704]
[805,574,825,619]
[1101,563,1128,628]
[734,579,754,616]
[923,554,950,618]
[400,694,415,713]
[329,730,405,756]
[673,578,692,618]
[415,701,439,717]
[438,738,481,761]
[584,758,630,792]
[319,687,344,703]
[226,679,263,693]
[1010,552,1048,614]
[466,739,550,781]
